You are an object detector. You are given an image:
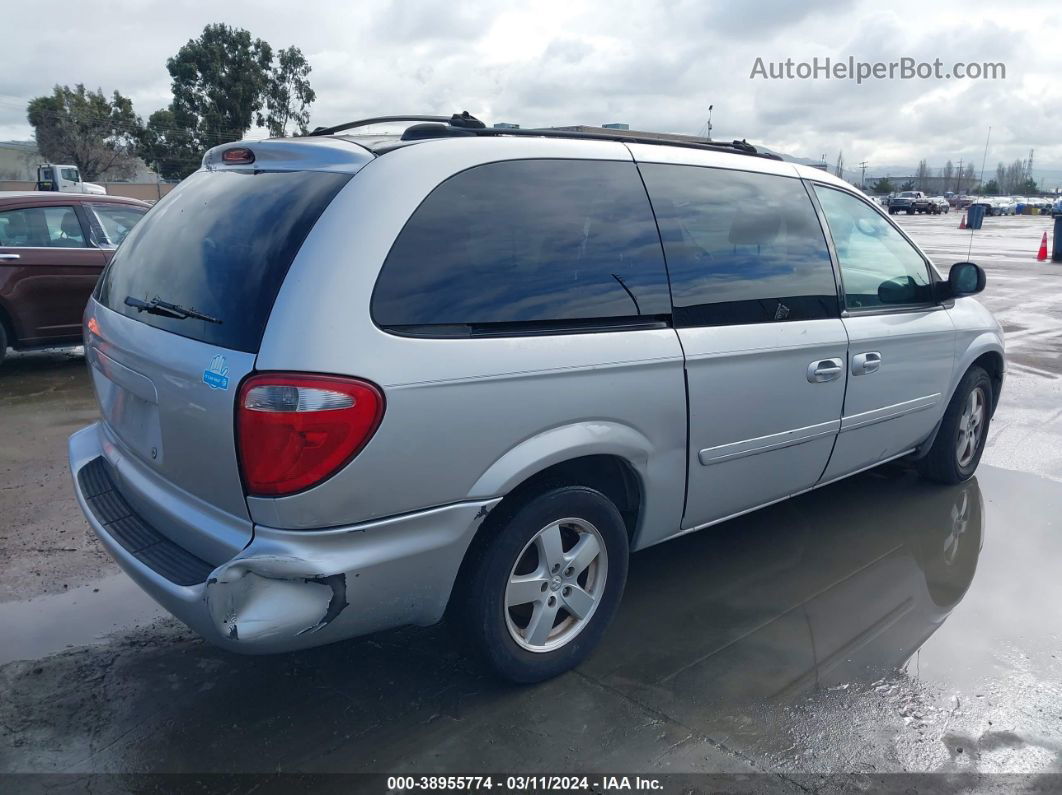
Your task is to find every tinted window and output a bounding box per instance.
[372,159,670,335]
[97,169,350,353]
[639,164,838,327]
[814,185,932,309]
[87,203,147,248]
[0,206,86,247]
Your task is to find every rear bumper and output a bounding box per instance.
[69,423,499,653]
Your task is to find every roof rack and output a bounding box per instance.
[307,112,485,137]
[311,111,780,161]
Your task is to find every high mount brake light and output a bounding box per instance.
[236,373,384,497]
[222,147,255,164]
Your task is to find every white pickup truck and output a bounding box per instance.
[34,164,107,195]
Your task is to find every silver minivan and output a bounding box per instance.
[69,115,1004,682]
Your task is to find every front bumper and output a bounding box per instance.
[69,423,499,653]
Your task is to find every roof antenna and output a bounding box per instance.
[697,105,713,140]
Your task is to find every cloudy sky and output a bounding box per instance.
[2,0,1059,181]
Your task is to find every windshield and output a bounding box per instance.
[96,169,351,352]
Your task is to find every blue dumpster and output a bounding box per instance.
[967,203,987,230]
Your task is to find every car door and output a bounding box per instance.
[0,202,106,345]
[637,159,848,530]
[811,183,955,483]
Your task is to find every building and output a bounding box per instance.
[0,141,39,180]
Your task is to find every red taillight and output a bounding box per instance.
[236,373,384,497]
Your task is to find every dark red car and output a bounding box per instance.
[0,192,149,365]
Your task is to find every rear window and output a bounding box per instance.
[96,169,350,352]
[371,159,671,336]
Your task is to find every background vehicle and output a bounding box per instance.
[68,119,1004,683]
[887,190,930,214]
[928,196,950,214]
[0,192,148,365]
[35,164,107,195]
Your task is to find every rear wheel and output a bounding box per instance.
[918,367,993,484]
[455,486,629,683]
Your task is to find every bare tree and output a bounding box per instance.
[834,151,845,180]
[941,160,955,190]
[916,159,931,191]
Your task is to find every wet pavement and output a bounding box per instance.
[1,212,1061,788]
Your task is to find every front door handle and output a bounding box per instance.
[852,351,882,376]
[807,358,844,383]
[0,253,20,260]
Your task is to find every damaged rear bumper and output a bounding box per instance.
[69,423,499,654]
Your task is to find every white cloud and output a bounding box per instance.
[1,0,1059,181]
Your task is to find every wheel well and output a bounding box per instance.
[447,455,643,619]
[483,455,643,542]
[971,351,1004,413]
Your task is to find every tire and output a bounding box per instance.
[888,208,896,215]
[918,366,993,484]
[454,486,629,683]
[907,208,915,215]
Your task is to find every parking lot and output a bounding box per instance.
[2,212,1061,788]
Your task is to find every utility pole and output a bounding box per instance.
[955,158,963,194]
[858,161,868,189]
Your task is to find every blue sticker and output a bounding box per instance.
[203,354,230,390]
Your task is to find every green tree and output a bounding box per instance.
[982,179,1000,195]
[871,177,894,194]
[26,84,142,180]
[900,179,916,191]
[138,108,203,181]
[1017,177,1039,195]
[168,23,273,150]
[259,46,316,137]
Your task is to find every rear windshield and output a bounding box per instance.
[96,169,351,352]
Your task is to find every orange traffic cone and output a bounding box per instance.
[959,213,967,229]
[1037,231,1049,261]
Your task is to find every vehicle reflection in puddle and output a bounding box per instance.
[589,466,983,706]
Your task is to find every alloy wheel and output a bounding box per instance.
[504,518,608,653]
[956,387,986,468]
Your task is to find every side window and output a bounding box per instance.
[88,203,147,248]
[372,159,671,334]
[61,168,80,182]
[0,206,87,248]
[639,164,838,327]
[814,185,933,309]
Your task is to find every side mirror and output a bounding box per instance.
[947,261,986,298]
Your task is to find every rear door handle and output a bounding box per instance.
[807,358,844,383]
[0,253,20,260]
[852,351,882,375]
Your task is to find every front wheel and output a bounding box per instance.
[454,486,629,682]
[918,367,993,484]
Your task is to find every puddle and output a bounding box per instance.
[0,572,166,666]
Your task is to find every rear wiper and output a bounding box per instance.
[124,296,222,324]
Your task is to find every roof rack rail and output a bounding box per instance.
[307,112,485,137]
[309,111,780,161]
